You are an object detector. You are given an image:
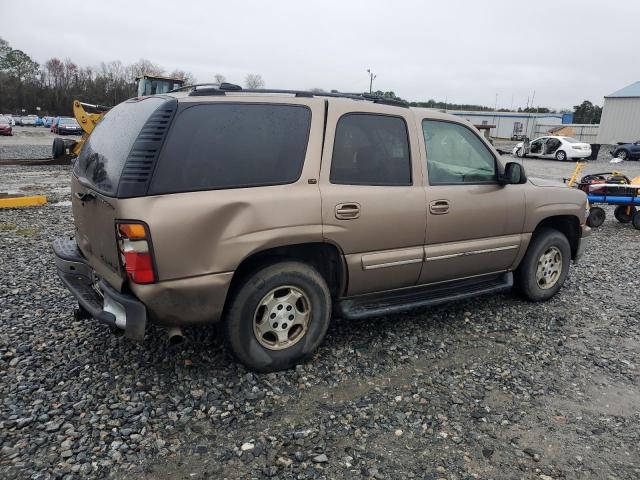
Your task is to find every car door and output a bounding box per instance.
[418,117,526,285]
[528,137,546,157]
[320,102,427,296]
[543,137,562,157]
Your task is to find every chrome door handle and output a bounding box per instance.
[335,202,361,220]
[429,199,450,215]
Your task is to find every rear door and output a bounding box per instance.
[418,117,524,284]
[319,102,426,296]
[72,96,176,290]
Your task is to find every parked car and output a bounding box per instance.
[35,116,43,126]
[21,114,38,126]
[54,117,82,135]
[610,141,640,161]
[0,116,13,136]
[53,87,590,372]
[14,116,23,126]
[513,136,592,161]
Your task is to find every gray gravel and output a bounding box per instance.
[1,159,639,480]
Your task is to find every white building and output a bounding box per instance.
[448,110,568,140]
[596,81,640,145]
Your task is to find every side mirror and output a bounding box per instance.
[500,162,527,185]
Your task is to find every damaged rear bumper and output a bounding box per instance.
[52,237,146,341]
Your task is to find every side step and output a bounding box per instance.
[339,272,513,320]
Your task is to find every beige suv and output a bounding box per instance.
[53,85,589,371]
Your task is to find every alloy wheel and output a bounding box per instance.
[253,286,311,350]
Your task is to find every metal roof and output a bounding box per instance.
[606,81,640,98]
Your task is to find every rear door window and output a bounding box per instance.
[330,113,411,186]
[149,103,311,194]
[75,96,170,196]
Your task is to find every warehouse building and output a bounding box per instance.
[448,110,572,140]
[596,81,640,145]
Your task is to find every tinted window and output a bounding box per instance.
[422,120,496,184]
[330,114,411,186]
[149,104,311,193]
[75,97,169,196]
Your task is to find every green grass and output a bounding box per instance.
[0,223,17,231]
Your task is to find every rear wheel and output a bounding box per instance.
[224,261,331,372]
[632,211,640,231]
[555,150,567,161]
[586,206,606,228]
[515,228,571,302]
[614,205,636,224]
[616,150,628,161]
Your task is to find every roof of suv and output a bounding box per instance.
[164,85,462,123]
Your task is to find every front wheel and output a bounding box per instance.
[224,261,331,372]
[515,228,571,302]
[632,211,640,231]
[555,150,567,161]
[586,206,606,228]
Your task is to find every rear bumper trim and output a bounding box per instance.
[52,237,147,341]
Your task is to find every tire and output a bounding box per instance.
[224,261,331,372]
[586,207,606,228]
[52,137,65,158]
[515,228,571,302]
[616,150,628,161]
[614,205,636,224]
[555,150,567,161]
[633,211,640,231]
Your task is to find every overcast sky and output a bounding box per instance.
[2,0,638,109]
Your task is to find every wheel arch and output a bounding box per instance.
[227,242,348,304]
[532,215,581,259]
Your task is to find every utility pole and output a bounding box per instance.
[366,69,376,94]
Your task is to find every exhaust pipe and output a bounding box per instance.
[167,327,184,345]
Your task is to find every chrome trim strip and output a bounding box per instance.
[363,258,424,270]
[427,245,519,262]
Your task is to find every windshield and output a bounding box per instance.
[60,118,79,125]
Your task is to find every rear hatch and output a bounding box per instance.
[71,95,177,291]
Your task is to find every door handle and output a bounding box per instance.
[335,202,361,220]
[429,199,450,215]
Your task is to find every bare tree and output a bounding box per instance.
[128,58,164,81]
[214,73,226,84]
[169,69,196,85]
[245,73,264,89]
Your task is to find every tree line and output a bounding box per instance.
[0,36,601,123]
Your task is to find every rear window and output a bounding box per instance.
[149,103,311,194]
[75,97,169,196]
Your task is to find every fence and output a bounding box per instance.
[534,124,600,143]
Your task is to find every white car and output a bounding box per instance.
[2,114,15,126]
[512,136,592,161]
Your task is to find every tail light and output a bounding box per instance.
[116,222,156,284]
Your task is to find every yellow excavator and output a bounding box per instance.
[52,75,184,160]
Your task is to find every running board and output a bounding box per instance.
[339,272,513,320]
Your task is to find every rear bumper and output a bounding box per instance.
[52,237,147,341]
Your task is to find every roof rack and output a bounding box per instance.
[169,83,409,107]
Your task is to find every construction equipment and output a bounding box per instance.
[52,75,185,160]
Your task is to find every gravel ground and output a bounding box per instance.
[1,154,639,480]
[0,126,79,161]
